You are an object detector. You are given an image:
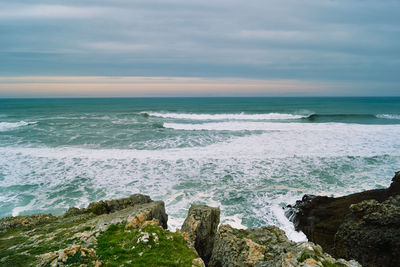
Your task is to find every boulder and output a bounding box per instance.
[209,224,289,267]
[286,171,400,266]
[181,204,220,265]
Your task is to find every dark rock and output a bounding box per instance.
[286,171,400,266]
[334,195,400,267]
[181,204,220,265]
[389,170,400,193]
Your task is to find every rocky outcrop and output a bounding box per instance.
[208,224,360,267]
[37,244,99,267]
[334,195,400,267]
[181,204,220,265]
[64,194,152,216]
[0,194,173,266]
[0,213,57,233]
[94,199,168,231]
[287,171,400,267]
[0,193,361,267]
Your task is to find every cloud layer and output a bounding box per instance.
[0,0,399,95]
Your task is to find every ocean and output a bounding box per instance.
[1,97,399,241]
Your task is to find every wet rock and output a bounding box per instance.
[181,204,220,265]
[334,195,400,267]
[286,171,400,255]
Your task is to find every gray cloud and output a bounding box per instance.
[0,0,399,94]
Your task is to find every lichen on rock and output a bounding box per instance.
[208,224,359,267]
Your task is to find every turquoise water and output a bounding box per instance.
[1,97,400,240]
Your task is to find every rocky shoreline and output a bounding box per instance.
[286,171,400,267]
[1,172,398,266]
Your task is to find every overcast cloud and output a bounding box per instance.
[0,0,399,95]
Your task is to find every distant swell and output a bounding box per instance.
[0,121,37,132]
[143,112,310,120]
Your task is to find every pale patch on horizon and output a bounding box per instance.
[0,76,340,97]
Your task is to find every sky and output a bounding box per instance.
[0,0,399,97]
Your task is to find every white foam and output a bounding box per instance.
[164,120,400,133]
[146,112,309,121]
[11,198,35,217]
[0,121,37,132]
[222,214,247,230]
[376,114,400,120]
[1,121,399,240]
[2,122,400,159]
[271,204,307,242]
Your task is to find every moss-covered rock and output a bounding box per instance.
[0,194,170,267]
[0,214,58,233]
[96,223,198,266]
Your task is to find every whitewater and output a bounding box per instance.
[1,97,399,242]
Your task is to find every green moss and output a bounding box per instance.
[0,252,33,267]
[81,225,93,231]
[233,230,248,240]
[0,213,96,267]
[1,212,197,267]
[299,253,319,263]
[96,223,198,267]
[87,202,107,215]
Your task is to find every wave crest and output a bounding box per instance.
[0,121,37,132]
[376,114,400,120]
[144,112,309,121]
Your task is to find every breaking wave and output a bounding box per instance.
[143,112,310,121]
[376,114,400,120]
[0,121,37,132]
